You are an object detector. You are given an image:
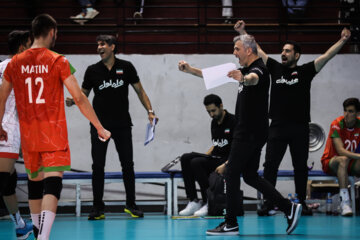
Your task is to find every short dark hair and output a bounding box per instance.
[203,94,222,108]
[96,35,117,53]
[31,14,57,38]
[343,98,360,112]
[8,30,30,55]
[284,40,302,55]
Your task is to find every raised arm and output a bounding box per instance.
[314,28,351,72]
[333,137,360,160]
[178,60,203,78]
[234,20,269,64]
[132,81,158,124]
[63,74,110,141]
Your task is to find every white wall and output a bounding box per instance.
[2,53,359,201]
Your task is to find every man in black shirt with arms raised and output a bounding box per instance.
[235,20,351,216]
[66,35,157,220]
[178,34,301,236]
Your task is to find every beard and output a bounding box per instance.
[282,58,296,67]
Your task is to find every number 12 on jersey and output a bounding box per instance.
[25,77,45,104]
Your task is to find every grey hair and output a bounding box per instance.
[233,34,258,55]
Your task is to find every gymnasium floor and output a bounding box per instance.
[1,213,360,240]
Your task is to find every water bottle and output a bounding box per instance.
[326,192,333,215]
[288,193,293,202]
[293,193,300,204]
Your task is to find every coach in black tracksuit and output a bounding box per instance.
[67,35,157,220]
[179,35,301,236]
[235,21,351,215]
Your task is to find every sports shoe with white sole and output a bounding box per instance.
[286,202,302,234]
[85,9,99,20]
[194,204,208,217]
[16,220,33,240]
[206,221,239,236]
[70,12,87,25]
[179,201,202,216]
[341,201,353,216]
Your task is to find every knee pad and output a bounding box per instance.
[43,176,62,200]
[28,179,44,200]
[0,172,11,195]
[2,170,17,196]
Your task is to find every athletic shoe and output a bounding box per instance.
[70,12,87,25]
[257,201,276,216]
[88,207,105,220]
[84,9,99,20]
[194,204,208,217]
[286,202,302,234]
[133,11,143,18]
[206,221,239,236]
[33,225,39,240]
[124,204,144,218]
[341,201,353,216]
[16,220,33,240]
[179,201,202,216]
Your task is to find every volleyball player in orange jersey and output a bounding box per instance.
[321,98,360,216]
[0,14,110,240]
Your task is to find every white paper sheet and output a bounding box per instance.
[202,63,238,90]
[144,118,156,146]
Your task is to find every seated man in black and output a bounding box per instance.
[179,94,236,216]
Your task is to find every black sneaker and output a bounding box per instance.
[33,225,39,239]
[286,202,302,234]
[206,221,239,236]
[124,204,144,218]
[88,207,105,220]
[257,201,276,216]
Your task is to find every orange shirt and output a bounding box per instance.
[4,48,71,152]
[321,116,360,164]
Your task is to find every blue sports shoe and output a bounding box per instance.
[16,220,33,240]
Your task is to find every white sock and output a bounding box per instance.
[38,210,56,240]
[340,188,350,202]
[10,211,25,229]
[31,213,41,229]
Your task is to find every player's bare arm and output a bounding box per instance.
[314,28,351,73]
[65,88,90,107]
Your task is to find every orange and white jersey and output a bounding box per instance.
[4,48,71,152]
[0,58,20,156]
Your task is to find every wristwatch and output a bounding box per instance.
[148,109,155,114]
